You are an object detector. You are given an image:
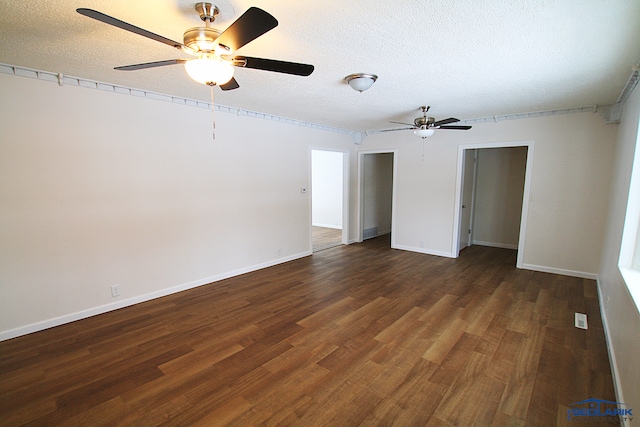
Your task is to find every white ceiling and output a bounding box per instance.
[1,0,639,131]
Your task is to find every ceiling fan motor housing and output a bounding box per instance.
[414,116,435,127]
[185,3,232,54]
[183,27,225,53]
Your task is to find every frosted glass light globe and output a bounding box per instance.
[185,56,234,86]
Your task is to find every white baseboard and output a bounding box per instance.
[472,240,519,250]
[392,243,456,259]
[518,263,598,280]
[0,250,312,342]
[361,229,392,241]
[312,223,342,230]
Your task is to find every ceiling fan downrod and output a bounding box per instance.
[184,3,230,56]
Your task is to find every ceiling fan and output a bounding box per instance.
[76,3,314,90]
[385,106,472,138]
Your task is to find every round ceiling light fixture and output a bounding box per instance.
[184,55,235,86]
[345,73,378,92]
[414,126,435,139]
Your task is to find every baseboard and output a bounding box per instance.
[0,250,312,342]
[595,278,629,426]
[370,240,597,279]
[472,240,519,250]
[518,263,598,280]
[362,229,391,241]
[312,223,342,230]
[392,243,456,259]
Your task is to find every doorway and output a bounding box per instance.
[459,149,477,252]
[311,149,349,252]
[455,141,533,268]
[358,151,396,244]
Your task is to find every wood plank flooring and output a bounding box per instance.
[312,226,342,251]
[0,236,618,426]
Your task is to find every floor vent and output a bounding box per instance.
[575,312,588,329]
[363,227,379,240]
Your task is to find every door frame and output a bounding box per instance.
[452,140,534,268]
[357,149,398,244]
[459,149,478,253]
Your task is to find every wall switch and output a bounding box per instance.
[111,284,120,298]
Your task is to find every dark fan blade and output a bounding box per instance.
[438,125,472,130]
[233,56,314,76]
[390,121,415,126]
[76,8,186,50]
[114,59,187,71]
[432,117,460,127]
[216,7,278,52]
[220,77,240,91]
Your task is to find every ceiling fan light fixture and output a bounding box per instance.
[345,73,378,92]
[414,126,435,139]
[185,56,234,86]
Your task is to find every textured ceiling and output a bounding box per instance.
[1,0,639,131]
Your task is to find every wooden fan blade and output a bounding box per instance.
[438,125,472,130]
[76,8,186,50]
[115,59,187,71]
[432,117,460,127]
[216,7,278,53]
[233,56,314,76]
[220,77,240,91]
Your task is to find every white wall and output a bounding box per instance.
[361,111,616,275]
[311,150,343,229]
[0,74,353,338]
[598,84,640,416]
[473,147,527,249]
[0,69,622,341]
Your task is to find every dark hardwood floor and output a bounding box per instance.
[0,236,617,426]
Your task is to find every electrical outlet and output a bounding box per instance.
[111,284,120,298]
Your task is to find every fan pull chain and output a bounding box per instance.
[210,84,216,140]
[422,141,425,162]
